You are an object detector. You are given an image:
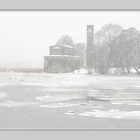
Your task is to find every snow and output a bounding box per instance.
[79,109,140,119]
[65,110,75,115]
[0,72,140,120]
[74,68,89,74]
[40,103,79,108]
[2,72,140,129]
[0,100,39,107]
[0,92,7,99]
[108,68,139,75]
[111,101,140,106]
[36,95,83,102]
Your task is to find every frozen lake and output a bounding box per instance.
[0,72,140,129]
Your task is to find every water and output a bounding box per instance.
[0,72,140,129]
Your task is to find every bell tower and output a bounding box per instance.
[86,25,94,69]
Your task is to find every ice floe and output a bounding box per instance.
[0,92,7,99]
[111,101,140,106]
[40,103,79,108]
[65,110,75,115]
[0,100,39,107]
[79,103,103,108]
[36,95,83,102]
[79,109,140,119]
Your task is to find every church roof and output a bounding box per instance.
[50,44,75,49]
[44,55,79,58]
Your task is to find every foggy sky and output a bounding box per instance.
[0,11,140,68]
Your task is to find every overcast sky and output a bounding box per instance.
[0,11,140,68]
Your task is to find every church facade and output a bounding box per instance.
[44,25,94,73]
[44,44,80,73]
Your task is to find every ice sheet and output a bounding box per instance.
[40,103,79,108]
[79,109,140,119]
[0,100,39,107]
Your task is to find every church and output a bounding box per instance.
[44,25,94,73]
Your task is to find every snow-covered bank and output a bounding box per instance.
[0,71,140,89]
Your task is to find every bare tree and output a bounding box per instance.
[56,35,74,46]
[94,24,122,74]
[114,27,140,74]
[75,43,86,68]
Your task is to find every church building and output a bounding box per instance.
[86,25,94,69]
[44,44,80,73]
[44,25,94,73]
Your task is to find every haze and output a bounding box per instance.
[0,11,139,68]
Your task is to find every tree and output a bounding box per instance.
[114,27,140,73]
[94,24,123,74]
[75,43,86,68]
[127,28,140,74]
[56,35,74,46]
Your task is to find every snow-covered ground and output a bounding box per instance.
[0,72,140,129]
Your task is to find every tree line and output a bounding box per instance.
[56,24,140,75]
